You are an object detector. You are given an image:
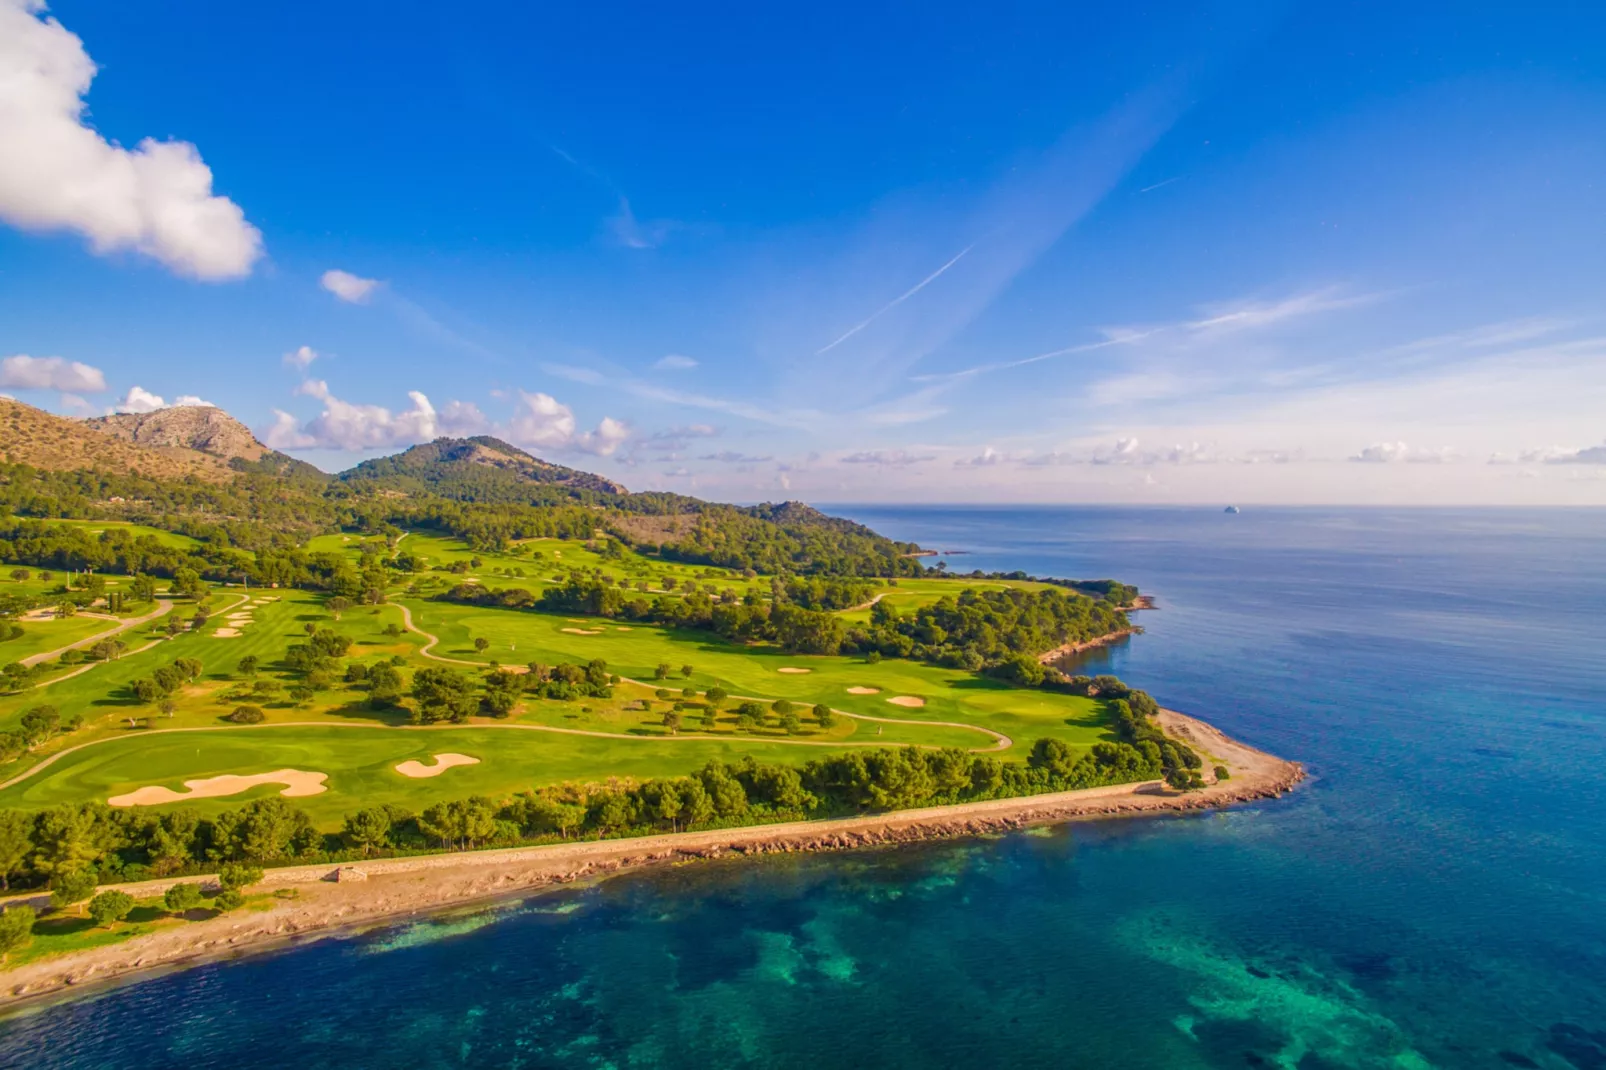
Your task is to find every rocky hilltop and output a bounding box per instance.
[84,405,269,462]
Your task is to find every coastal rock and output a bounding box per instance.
[332,866,368,882]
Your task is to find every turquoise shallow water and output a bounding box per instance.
[3,506,1603,1069]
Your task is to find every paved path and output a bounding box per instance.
[19,599,176,667]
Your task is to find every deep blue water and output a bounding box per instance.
[4,506,1604,1069]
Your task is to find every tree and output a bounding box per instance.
[662,709,682,734]
[159,698,177,719]
[781,710,802,735]
[1213,765,1231,782]
[681,664,695,678]
[228,705,265,724]
[212,889,244,912]
[304,622,318,636]
[342,808,392,855]
[0,810,31,890]
[8,569,28,582]
[219,862,264,890]
[654,663,672,680]
[49,867,98,913]
[164,882,205,913]
[411,667,479,724]
[0,906,35,962]
[327,596,351,619]
[814,703,835,729]
[88,890,134,927]
[19,705,60,747]
[132,677,163,705]
[736,701,763,730]
[705,686,727,709]
[771,699,794,717]
[474,637,490,653]
[238,654,259,677]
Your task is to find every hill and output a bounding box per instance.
[84,406,269,461]
[0,399,237,482]
[339,436,627,500]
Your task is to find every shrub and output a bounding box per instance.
[49,868,98,911]
[88,890,134,927]
[1214,765,1230,782]
[164,882,205,913]
[219,862,264,890]
[228,705,265,724]
[0,906,35,961]
[212,889,244,912]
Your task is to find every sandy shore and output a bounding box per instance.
[0,710,1301,1009]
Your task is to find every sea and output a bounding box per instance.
[3,506,1603,1069]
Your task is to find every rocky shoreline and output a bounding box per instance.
[0,710,1302,1012]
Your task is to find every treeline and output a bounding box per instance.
[930,568,1140,606]
[0,679,1198,890]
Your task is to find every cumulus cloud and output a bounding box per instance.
[320,269,381,304]
[840,449,935,467]
[955,447,1006,467]
[0,1,262,279]
[505,391,629,456]
[699,450,773,464]
[264,383,439,451]
[0,353,105,392]
[112,386,210,413]
[1351,442,1457,464]
[437,399,490,438]
[283,345,319,370]
[654,354,698,371]
[1545,443,1606,465]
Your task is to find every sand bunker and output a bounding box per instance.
[777,667,812,674]
[109,769,328,807]
[561,627,602,635]
[212,627,241,638]
[846,686,881,695]
[394,753,481,779]
[615,626,633,632]
[226,614,253,623]
[886,696,926,707]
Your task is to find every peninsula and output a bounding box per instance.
[0,400,1302,1004]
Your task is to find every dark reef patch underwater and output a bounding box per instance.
[4,506,1604,1069]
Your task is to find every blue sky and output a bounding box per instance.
[2,0,1604,503]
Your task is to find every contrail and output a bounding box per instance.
[1137,176,1181,193]
[815,244,975,355]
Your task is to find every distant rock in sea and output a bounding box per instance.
[1224,505,1241,514]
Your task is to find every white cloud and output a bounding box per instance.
[699,450,773,464]
[0,1,262,279]
[954,447,1006,467]
[1350,442,1457,464]
[283,345,319,370]
[265,384,439,451]
[654,354,698,371]
[1546,443,1606,465]
[437,399,489,438]
[0,353,105,391]
[505,391,629,456]
[320,269,380,304]
[114,386,166,413]
[111,386,210,413]
[839,449,935,467]
[57,391,91,414]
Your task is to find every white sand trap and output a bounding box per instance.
[615,626,633,631]
[886,695,926,707]
[226,614,253,623]
[561,627,602,635]
[394,753,481,779]
[846,686,881,695]
[110,769,328,807]
[777,667,812,674]
[212,627,241,638]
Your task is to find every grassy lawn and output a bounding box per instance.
[0,614,119,664]
[833,575,1058,623]
[0,530,1119,827]
[404,599,1112,751]
[33,518,205,551]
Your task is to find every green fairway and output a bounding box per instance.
[0,527,1123,828]
[0,614,117,664]
[36,518,204,551]
[0,723,903,822]
[404,599,1113,751]
[833,576,1058,623]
